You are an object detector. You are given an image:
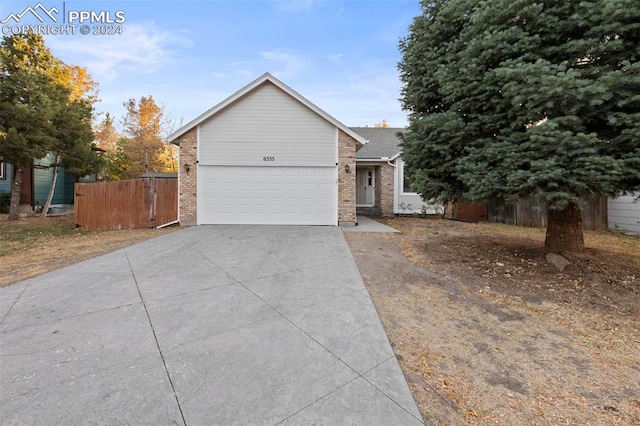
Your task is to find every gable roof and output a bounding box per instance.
[168,72,368,145]
[351,127,406,160]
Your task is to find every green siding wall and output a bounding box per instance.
[33,155,75,206]
[0,158,76,205]
[0,162,12,195]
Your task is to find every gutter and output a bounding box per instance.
[383,157,397,168]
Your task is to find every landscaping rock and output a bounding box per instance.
[546,252,571,271]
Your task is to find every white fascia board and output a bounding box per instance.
[355,154,401,163]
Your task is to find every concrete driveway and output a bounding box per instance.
[1,225,423,425]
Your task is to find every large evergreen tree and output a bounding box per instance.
[399,0,640,251]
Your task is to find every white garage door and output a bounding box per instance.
[198,166,337,225]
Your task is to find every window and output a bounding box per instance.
[400,160,417,194]
[0,162,5,180]
[403,173,414,193]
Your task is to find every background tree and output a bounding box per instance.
[120,96,166,178]
[41,60,100,216]
[157,143,178,173]
[157,114,183,174]
[93,113,119,152]
[42,96,98,216]
[0,34,64,219]
[399,0,640,251]
[375,119,390,128]
[0,34,100,219]
[58,64,99,104]
[103,136,131,181]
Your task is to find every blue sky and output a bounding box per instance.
[1,0,421,132]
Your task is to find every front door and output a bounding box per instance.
[356,167,375,206]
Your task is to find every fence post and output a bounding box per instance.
[145,178,155,228]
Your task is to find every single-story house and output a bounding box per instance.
[167,73,446,226]
[350,126,442,217]
[168,72,367,226]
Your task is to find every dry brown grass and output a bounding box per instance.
[346,217,640,425]
[0,214,178,287]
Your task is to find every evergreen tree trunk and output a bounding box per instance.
[545,202,584,252]
[8,165,23,220]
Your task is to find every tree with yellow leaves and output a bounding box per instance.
[119,96,166,178]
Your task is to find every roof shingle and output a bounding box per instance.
[350,127,406,159]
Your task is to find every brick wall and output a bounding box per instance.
[177,128,197,226]
[338,130,357,225]
[379,162,395,215]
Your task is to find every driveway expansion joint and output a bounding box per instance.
[125,250,187,426]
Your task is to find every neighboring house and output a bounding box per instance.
[168,72,367,226]
[608,193,640,234]
[350,127,442,216]
[0,161,10,211]
[0,153,89,214]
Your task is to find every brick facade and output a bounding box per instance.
[337,130,357,225]
[177,128,197,226]
[378,162,395,215]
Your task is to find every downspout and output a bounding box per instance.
[157,219,179,229]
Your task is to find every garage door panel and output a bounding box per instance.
[198,166,337,225]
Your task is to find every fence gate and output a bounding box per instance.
[74,178,178,231]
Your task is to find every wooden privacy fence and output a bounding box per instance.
[74,178,178,231]
[487,195,608,230]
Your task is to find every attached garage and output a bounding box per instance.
[198,166,336,225]
[168,73,367,226]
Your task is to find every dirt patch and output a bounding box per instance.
[0,214,178,287]
[345,217,639,425]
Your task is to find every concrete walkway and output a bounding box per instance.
[342,216,400,233]
[0,226,422,425]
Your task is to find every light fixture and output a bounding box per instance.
[184,163,191,173]
[345,164,351,173]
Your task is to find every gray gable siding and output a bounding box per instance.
[198,82,336,167]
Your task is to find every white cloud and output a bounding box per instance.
[47,23,192,81]
[260,49,307,79]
